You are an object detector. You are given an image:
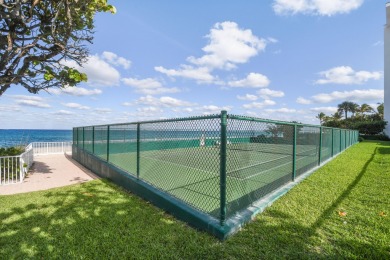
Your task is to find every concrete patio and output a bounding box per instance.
[0,153,98,195]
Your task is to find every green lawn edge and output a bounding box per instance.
[1,140,389,258]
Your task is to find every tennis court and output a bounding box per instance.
[107,142,326,217]
[73,112,358,230]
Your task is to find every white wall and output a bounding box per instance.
[384,4,390,136]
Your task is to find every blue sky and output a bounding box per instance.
[0,0,385,129]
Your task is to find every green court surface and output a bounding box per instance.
[108,143,325,218]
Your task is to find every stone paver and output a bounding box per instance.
[0,153,98,195]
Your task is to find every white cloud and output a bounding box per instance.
[135,95,195,107]
[273,0,364,16]
[63,103,90,110]
[242,99,276,109]
[155,21,267,85]
[310,106,338,114]
[155,65,215,84]
[101,51,131,69]
[122,102,133,107]
[200,105,232,115]
[52,110,74,115]
[0,105,22,112]
[315,66,381,85]
[187,21,266,70]
[266,37,279,43]
[372,41,383,47]
[312,89,383,103]
[94,108,112,114]
[237,94,258,101]
[122,77,180,95]
[228,73,270,88]
[265,108,298,113]
[9,95,49,109]
[296,97,312,104]
[10,95,44,101]
[257,88,285,99]
[49,87,102,96]
[62,54,121,86]
[137,106,163,113]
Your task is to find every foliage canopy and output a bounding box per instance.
[0,0,115,95]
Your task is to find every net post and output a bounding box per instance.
[92,126,95,154]
[318,126,322,165]
[137,123,140,179]
[292,124,297,181]
[331,128,334,157]
[107,125,110,162]
[219,110,228,226]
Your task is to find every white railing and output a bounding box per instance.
[0,141,72,185]
[0,145,34,185]
[32,142,72,155]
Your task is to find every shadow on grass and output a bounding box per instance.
[222,146,388,258]
[0,180,220,259]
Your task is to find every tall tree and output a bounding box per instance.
[0,0,116,95]
[337,101,358,119]
[359,103,374,118]
[377,103,384,119]
[350,102,360,117]
[316,112,326,125]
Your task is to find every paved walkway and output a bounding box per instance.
[0,153,98,195]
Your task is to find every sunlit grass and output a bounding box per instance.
[0,140,389,258]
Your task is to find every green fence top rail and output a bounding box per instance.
[73,111,359,133]
[73,113,221,129]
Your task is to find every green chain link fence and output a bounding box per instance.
[73,111,359,226]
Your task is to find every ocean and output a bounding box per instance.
[0,129,72,148]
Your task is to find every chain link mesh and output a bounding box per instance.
[321,128,332,163]
[108,124,137,175]
[94,126,108,161]
[138,117,221,217]
[225,117,294,217]
[73,113,359,223]
[296,126,320,177]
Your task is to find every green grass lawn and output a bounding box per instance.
[1,141,389,259]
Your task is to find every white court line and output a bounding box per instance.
[141,155,240,179]
[227,148,317,177]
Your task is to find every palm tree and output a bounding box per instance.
[359,103,374,118]
[332,111,342,121]
[337,101,350,119]
[337,101,358,119]
[316,112,326,125]
[350,103,360,118]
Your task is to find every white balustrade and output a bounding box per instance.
[0,142,72,185]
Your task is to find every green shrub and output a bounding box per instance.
[0,146,25,156]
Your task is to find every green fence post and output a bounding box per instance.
[318,126,322,165]
[137,123,140,179]
[107,125,110,162]
[339,130,342,152]
[292,124,297,181]
[92,126,95,154]
[344,131,347,150]
[220,110,228,226]
[83,127,85,150]
[331,128,334,157]
[74,128,77,147]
